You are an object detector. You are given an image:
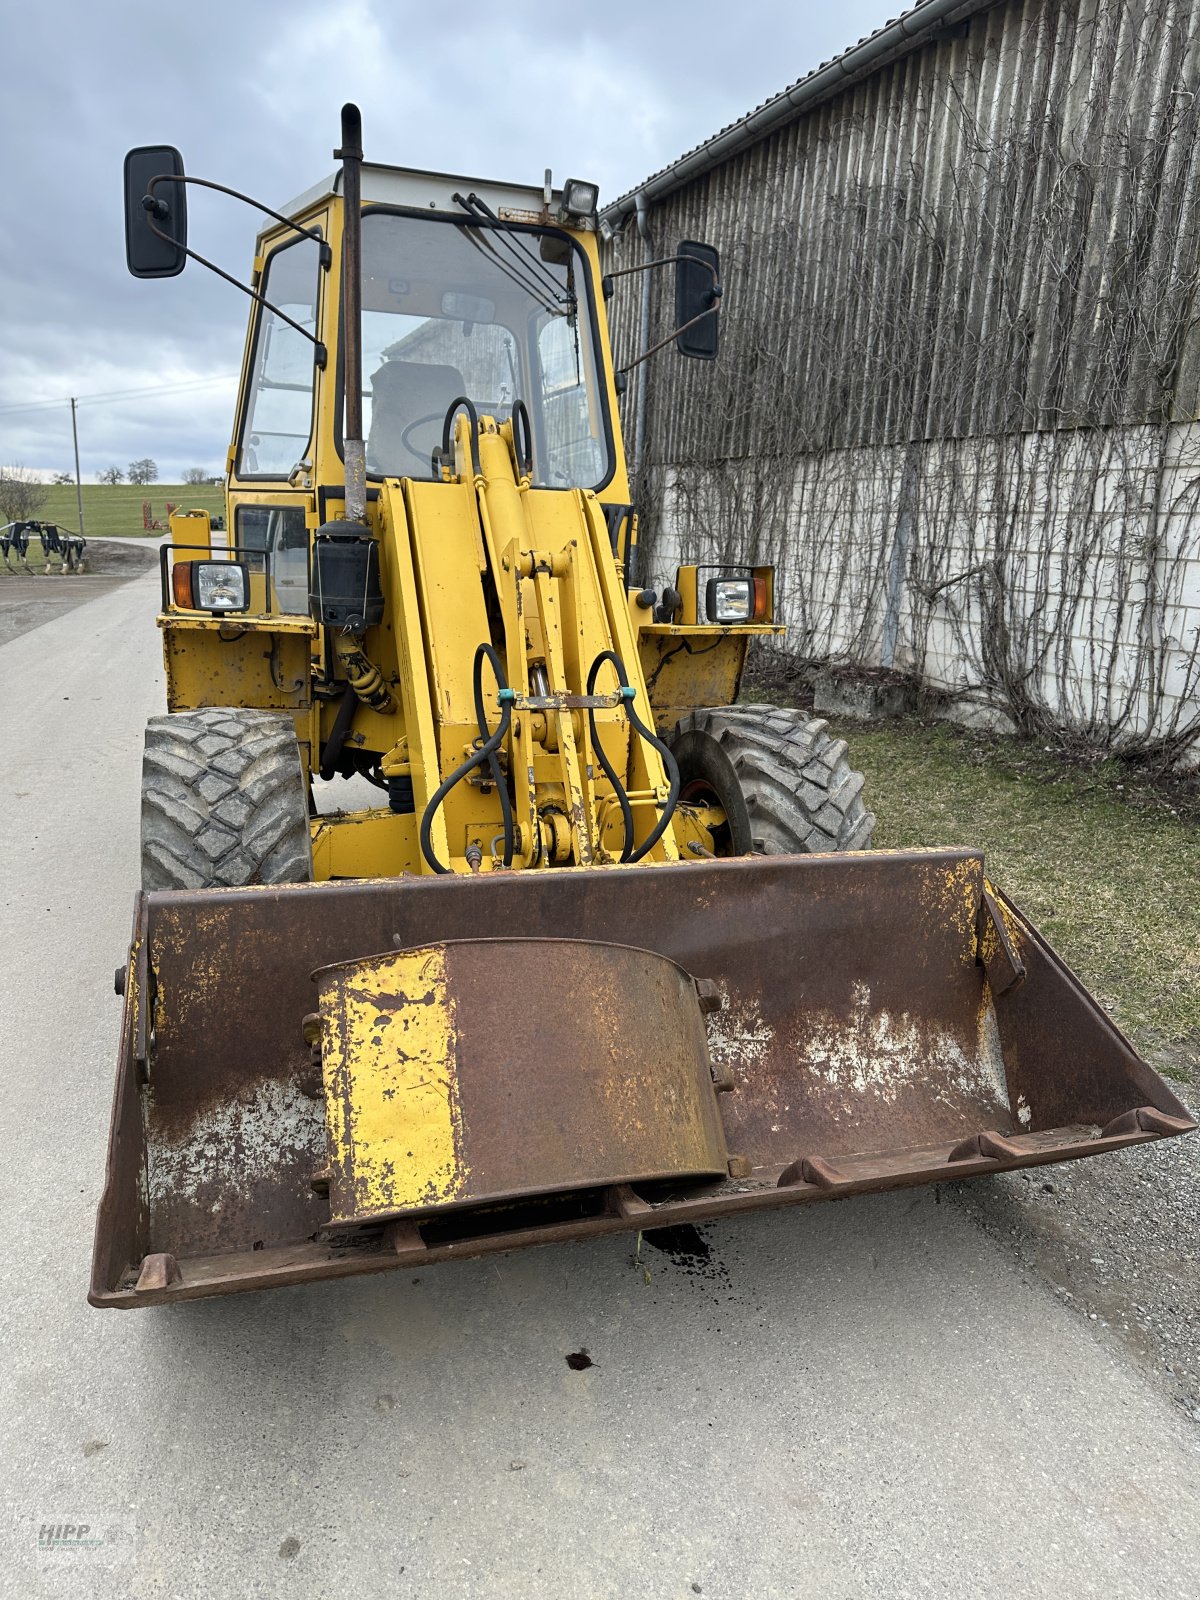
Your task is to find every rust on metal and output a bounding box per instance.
[947,1129,1026,1163]
[89,851,1196,1308]
[1100,1105,1194,1139]
[977,884,1026,997]
[314,937,728,1225]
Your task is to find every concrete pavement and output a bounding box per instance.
[2,573,1198,1599]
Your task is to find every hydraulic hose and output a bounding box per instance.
[586,650,681,864]
[419,643,514,875]
[473,644,515,866]
[319,684,358,781]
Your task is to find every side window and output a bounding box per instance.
[238,235,321,478]
[234,505,309,615]
[236,506,271,569]
[537,316,604,487]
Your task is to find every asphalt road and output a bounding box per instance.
[2,574,1198,1600]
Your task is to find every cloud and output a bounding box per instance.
[0,0,897,478]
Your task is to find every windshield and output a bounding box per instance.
[356,211,612,490]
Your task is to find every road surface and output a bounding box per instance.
[2,573,1197,1599]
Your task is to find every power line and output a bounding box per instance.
[0,372,238,418]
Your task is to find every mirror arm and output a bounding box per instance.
[148,173,332,268]
[617,297,722,375]
[604,253,719,284]
[144,178,327,368]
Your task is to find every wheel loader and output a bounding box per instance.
[90,106,1193,1307]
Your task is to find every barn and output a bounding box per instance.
[601,0,1200,764]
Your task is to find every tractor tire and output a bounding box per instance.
[670,705,875,856]
[141,708,313,891]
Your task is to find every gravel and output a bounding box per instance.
[0,541,158,647]
[952,1048,1200,1422]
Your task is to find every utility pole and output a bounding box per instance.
[70,397,86,537]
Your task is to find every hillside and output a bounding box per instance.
[22,482,225,539]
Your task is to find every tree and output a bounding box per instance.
[182,466,211,486]
[0,465,47,523]
[128,458,158,485]
[98,465,124,485]
[53,470,75,485]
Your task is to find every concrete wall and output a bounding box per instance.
[645,417,1200,755]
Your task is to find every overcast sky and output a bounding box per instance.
[0,0,900,482]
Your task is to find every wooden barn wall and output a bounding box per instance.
[604,0,1200,761]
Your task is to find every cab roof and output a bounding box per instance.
[279,162,593,230]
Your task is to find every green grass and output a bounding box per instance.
[811,715,1200,1056]
[22,483,225,539]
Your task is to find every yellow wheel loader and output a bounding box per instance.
[91,106,1193,1307]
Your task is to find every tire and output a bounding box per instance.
[141,708,313,890]
[670,705,875,856]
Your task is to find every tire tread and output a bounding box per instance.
[140,709,312,890]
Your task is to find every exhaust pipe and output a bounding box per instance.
[335,102,366,525]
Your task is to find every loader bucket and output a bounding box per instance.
[90,849,1194,1307]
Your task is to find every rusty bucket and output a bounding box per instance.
[90,849,1194,1306]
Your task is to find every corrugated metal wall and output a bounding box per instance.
[608,0,1200,463]
[603,0,1200,760]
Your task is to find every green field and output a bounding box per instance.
[24,482,225,539]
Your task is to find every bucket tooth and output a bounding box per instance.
[778,1156,847,1189]
[380,1219,427,1259]
[1101,1106,1195,1140]
[609,1184,655,1221]
[135,1252,182,1292]
[947,1130,1025,1163]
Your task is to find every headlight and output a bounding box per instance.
[705,577,754,623]
[196,564,249,611]
[172,560,250,612]
[561,178,599,219]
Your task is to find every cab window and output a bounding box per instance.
[238,235,322,478]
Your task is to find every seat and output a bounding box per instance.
[366,360,467,476]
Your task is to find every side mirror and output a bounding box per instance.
[124,146,188,279]
[675,241,721,360]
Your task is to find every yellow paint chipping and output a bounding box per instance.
[917,855,981,963]
[984,878,1027,963]
[319,946,466,1223]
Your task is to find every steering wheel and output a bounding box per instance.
[398,413,447,467]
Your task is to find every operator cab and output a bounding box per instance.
[235,163,613,502]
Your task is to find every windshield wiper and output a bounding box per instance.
[452,192,575,313]
[455,219,561,317]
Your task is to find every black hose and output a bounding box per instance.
[586,653,636,863]
[511,399,533,478]
[473,645,515,866]
[319,684,358,781]
[441,397,481,475]
[587,650,681,864]
[419,643,514,875]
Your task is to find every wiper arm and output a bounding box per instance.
[453,191,575,311]
[454,212,561,317]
